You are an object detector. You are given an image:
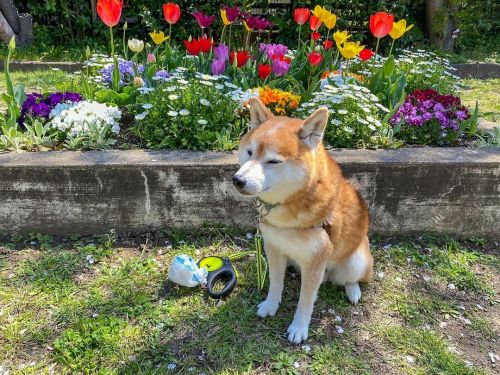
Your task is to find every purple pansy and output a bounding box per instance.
[19,91,83,128]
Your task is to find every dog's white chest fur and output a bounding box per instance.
[259,222,331,265]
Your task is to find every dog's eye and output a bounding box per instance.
[267,159,282,165]
[247,150,252,156]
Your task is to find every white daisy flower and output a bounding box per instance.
[179,109,190,116]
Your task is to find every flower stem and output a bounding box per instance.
[221,25,226,44]
[110,26,114,56]
[245,29,251,51]
[388,38,395,57]
[372,37,380,71]
[228,24,232,51]
[168,23,172,46]
[122,26,128,60]
[297,25,302,51]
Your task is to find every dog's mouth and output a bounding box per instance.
[235,186,270,196]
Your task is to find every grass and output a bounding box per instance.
[460,79,500,123]
[0,230,498,374]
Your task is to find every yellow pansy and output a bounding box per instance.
[149,31,169,45]
[389,19,414,39]
[220,9,231,25]
[337,41,364,59]
[333,30,351,45]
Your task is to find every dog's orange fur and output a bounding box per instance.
[240,102,372,280]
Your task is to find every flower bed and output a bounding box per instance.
[1,1,498,152]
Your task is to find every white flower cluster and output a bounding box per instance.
[50,101,122,137]
[299,83,388,132]
[135,68,254,121]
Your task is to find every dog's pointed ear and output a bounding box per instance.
[249,97,273,130]
[299,107,328,149]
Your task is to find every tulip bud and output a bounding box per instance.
[314,45,321,52]
[123,21,128,30]
[85,46,91,60]
[8,36,16,51]
[133,77,145,87]
[147,53,156,63]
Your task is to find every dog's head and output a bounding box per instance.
[233,98,328,203]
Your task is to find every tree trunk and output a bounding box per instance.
[0,0,19,34]
[0,10,15,43]
[0,0,32,46]
[90,0,97,23]
[425,0,457,51]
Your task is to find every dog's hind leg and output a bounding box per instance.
[328,237,373,305]
[257,243,287,318]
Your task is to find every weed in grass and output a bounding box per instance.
[271,352,300,375]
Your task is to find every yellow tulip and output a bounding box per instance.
[128,38,144,53]
[312,5,336,29]
[220,9,231,26]
[389,19,414,39]
[149,31,169,45]
[337,41,364,59]
[333,30,351,45]
[323,12,337,30]
[243,21,251,32]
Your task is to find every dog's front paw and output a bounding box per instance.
[287,320,309,344]
[257,299,280,318]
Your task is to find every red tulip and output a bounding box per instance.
[294,8,310,25]
[311,32,321,41]
[198,36,213,53]
[323,40,333,50]
[309,15,322,31]
[184,39,201,55]
[163,3,181,25]
[258,64,272,80]
[229,50,251,68]
[97,0,123,28]
[359,48,374,61]
[308,52,323,66]
[370,12,394,38]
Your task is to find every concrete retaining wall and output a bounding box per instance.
[0,148,499,237]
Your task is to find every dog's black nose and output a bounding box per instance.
[232,175,246,189]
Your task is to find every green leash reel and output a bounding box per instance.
[198,256,237,299]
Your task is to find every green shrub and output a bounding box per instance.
[134,71,246,150]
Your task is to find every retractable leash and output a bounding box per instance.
[198,256,237,299]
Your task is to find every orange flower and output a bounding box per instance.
[257,86,300,116]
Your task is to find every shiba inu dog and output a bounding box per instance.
[233,98,373,343]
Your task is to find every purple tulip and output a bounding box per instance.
[223,6,240,22]
[192,11,216,29]
[246,16,273,30]
[271,59,290,76]
[211,59,226,75]
[214,44,229,62]
[260,43,288,60]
